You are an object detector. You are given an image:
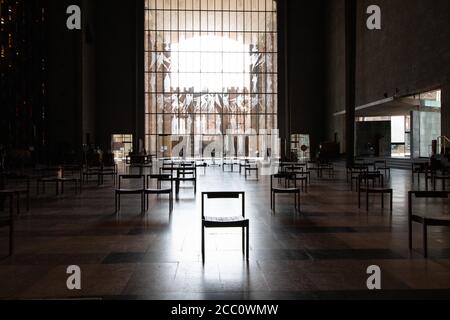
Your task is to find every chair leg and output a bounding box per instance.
[408,220,413,252]
[242,227,245,255]
[115,193,118,213]
[381,193,384,209]
[423,222,428,258]
[366,191,369,212]
[26,192,30,212]
[9,196,14,256]
[246,225,250,261]
[16,194,20,215]
[358,188,361,209]
[270,190,273,209]
[390,191,393,214]
[273,193,276,212]
[201,225,205,263]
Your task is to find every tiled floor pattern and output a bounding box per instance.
[1,165,450,299]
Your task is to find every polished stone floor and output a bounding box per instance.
[1,165,450,300]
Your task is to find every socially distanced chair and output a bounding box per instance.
[408,191,450,258]
[244,162,259,181]
[222,158,235,172]
[196,160,208,175]
[374,160,391,180]
[0,190,15,256]
[201,192,249,262]
[145,174,173,214]
[348,165,369,189]
[412,162,428,185]
[287,170,308,193]
[270,173,301,213]
[115,175,145,214]
[98,164,118,186]
[175,167,197,199]
[239,160,250,174]
[358,174,393,213]
[2,173,30,213]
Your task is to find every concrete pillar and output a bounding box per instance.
[345,0,356,167]
[441,84,450,138]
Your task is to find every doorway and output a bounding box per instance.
[111,134,133,162]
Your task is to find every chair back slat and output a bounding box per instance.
[409,191,450,199]
[205,192,243,199]
[118,174,145,189]
[201,192,245,219]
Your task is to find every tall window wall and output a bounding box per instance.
[144,0,278,158]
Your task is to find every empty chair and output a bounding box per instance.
[144,174,173,214]
[270,173,301,213]
[239,159,250,174]
[222,158,235,172]
[287,170,308,193]
[196,160,208,175]
[2,173,30,213]
[411,162,428,184]
[0,190,15,256]
[244,161,259,181]
[115,175,145,214]
[201,192,249,262]
[98,164,118,185]
[358,174,393,213]
[408,191,450,258]
[374,160,391,179]
[175,167,197,199]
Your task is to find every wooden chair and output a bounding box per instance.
[2,174,30,213]
[270,173,301,213]
[37,176,60,196]
[82,166,101,185]
[287,171,308,193]
[115,175,145,214]
[0,190,14,256]
[196,161,208,175]
[175,167,197,199]
[412,162,428,184]
[374,160,391,179]
[426,172,450,191]
[239,160,250,174]
[38,171,81,196]
[348,166,369,190]
[244,162,259,181]
[222,158,235,172]
[355,171,384,192]
[56,177,82,195]
[408,191,450,258]
[201,192,249,262]
[98,165,118,185]
[145,174,173,214]
[358,175,393,213]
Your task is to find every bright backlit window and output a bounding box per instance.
[144,0,278,158]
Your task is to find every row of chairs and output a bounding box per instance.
[115,174,174,214]
[346,165,393,213]
[0,188,16,256]
[409,191,450,258]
